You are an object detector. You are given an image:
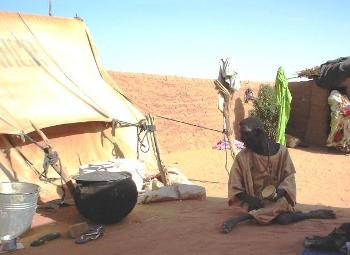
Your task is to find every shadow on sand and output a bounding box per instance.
[17,196,350,255]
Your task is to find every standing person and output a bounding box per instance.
[222,117,335,233]
[326,89,350,154]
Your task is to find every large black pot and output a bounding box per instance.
[73,171,138,224]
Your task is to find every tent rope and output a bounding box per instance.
[154,115,224,133]
[111,115,232,179]
[20,132,66,201]
[109,87,226,134]
[19,115,231,191]
[137,120,156,155]
[111,119,137,136]
[42,148,66,201]
[111,116,228,163]
[110,119,154,158]
[42,150,59,180]
[21,133,57,180]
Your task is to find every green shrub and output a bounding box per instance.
[249,84,278,140]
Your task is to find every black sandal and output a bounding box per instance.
[30,232,61,247]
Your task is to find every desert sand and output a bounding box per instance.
[12,72,350,255]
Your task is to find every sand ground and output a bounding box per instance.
[9,72,350,254]
[13,146,350,255]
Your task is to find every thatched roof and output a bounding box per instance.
[296,66,320,79]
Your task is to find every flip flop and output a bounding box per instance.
[75,225,104,244]
[30,232,61,247]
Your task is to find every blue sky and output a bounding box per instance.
[1,0,349,80]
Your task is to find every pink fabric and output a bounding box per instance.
[343,105,350,117]
[212,139,245,150]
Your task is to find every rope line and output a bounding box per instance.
[20,133,66,200]
[108,88,225,134]
[222,115,230,176]
[19,114,232,196]
[109,86,227,135]
[188,178,227,184]
[155,115,224,133]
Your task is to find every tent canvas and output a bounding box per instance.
[0,12,157,201]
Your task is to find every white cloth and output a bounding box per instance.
[139,184,206,204]
[218,57,241,92]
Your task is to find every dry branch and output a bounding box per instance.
[296,66,320,79]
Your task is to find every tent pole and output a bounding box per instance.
[48,0,53,16]
[146,114,169,186]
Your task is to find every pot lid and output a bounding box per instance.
[74,171,131,183]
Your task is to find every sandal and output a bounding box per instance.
[30,232,61,247]
[75,225,104,244]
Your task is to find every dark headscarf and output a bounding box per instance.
[239,117,280,156]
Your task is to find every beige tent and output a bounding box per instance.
[0,12,157,201]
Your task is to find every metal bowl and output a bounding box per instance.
[261,185,276,200]
[0,182,40,242]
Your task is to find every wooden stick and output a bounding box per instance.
[44,147,75,196]
[223,93,239,159]
[30,121,50,145]
[214,80,230,97]
[214,80,238,160]
[146,114,169,186]
[30,122,75,196]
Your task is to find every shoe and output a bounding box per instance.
[75,225,104,244]
[30,232,61,247]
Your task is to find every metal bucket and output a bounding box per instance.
[0,182,40,244]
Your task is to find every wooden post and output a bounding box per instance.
[43,147,76,196]
[146,114,169,186]
[223,93,239,159]
[214,80,239,160]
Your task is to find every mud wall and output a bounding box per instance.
[287,81,313,140]
[287,80,330,146]
[287,78,350,146]
[110,71,350,150]
[109,71,262,153]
